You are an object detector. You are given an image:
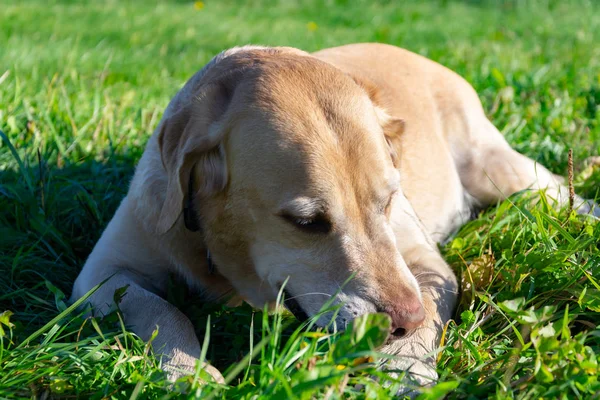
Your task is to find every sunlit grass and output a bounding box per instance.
[1,0,599,398]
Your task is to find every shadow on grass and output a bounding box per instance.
[0,138,301,374]
[0,149,134,330]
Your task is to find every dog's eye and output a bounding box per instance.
[281,213,332,234]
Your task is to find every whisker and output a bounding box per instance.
[419,285,459,295]
[285,292,333,301]
[213,288,236,303]
[414,271,441,283]
[413,271,440,279]
[416,278,449,286]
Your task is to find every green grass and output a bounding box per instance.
[1,0,600,398]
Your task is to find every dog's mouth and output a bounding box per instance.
[282,289,310,322]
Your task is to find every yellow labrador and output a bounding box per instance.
[71,43,597,385]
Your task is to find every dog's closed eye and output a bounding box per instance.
[280,213,332,234]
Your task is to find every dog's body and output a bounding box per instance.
[71,43,595,384]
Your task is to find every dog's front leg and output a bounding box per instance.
[383,192,459,391]
[379,248,458,389]
[72,270,223,383]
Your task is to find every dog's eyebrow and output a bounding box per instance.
[279,197,326,218]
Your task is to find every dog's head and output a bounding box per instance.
[156,47,424,336]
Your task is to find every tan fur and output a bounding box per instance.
[71,43,597,388]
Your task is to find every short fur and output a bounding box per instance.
[71,43,598,385]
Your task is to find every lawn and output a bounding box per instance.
[1,0,600,398]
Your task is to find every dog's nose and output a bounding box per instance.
[383,300,426,338]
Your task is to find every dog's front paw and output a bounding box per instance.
[201,363,225,384]
[381,357,438,398]
[163,354,225,385]
[403,359,438,387]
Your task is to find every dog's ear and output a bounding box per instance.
[350,74,405,167]
[156,82,233,235]
[374,106,405,168]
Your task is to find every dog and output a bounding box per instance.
[71,43,598,386]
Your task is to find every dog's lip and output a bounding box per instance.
[282,289,310,322]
